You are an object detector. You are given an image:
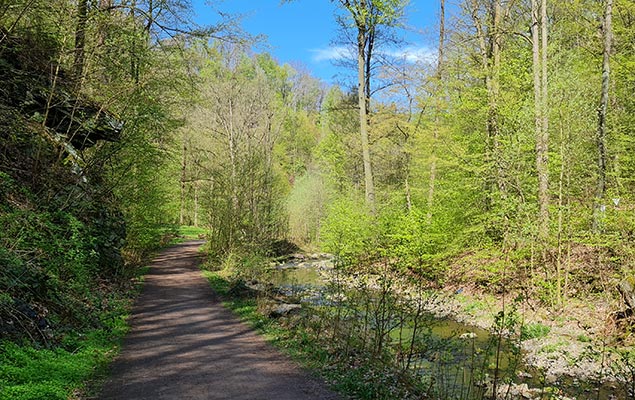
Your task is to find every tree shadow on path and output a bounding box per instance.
[98,241,341,400]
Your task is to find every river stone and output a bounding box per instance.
[517,371,533,380]
[269,304,302,318]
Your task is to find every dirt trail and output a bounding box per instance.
[98,241,341,400]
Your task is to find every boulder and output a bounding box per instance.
[269,304,302,318]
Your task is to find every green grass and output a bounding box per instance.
[540,340,567,354]
[178,225,208,239]
[520,322,551,341]
[0,295,132,400]
[202,272,338,383]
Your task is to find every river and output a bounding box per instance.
[265,255,624,400]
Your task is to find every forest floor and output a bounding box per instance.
[96,241,341,400]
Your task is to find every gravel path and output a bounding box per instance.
[98,241,341,400]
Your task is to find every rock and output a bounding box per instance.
[544,373,558,384]
[517,371,533,380]
[269,304,302,318]
[493,383,541,400]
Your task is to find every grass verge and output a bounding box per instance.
[201,272,323,363]
[201,270,424,400]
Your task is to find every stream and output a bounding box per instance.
[266,255,624,400]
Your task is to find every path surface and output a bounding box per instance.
[98,241,341,400]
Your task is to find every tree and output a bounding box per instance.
[532,0,549,241]
[334,0,408,210]
[466,0,510,210]
[427,0,445,222]
[73,0,88,84]
[181,46,290,254]
[593,0,613,231]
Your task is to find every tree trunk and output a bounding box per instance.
[555,107,571,306]
[97,0,111,46]
[180,140,187,226]
[356,6,375,210]
[129,0,139,83]
[594,0,613,232]
[427,0,445,224]
[533,0,549,241]
[490,0,502,181]
[540,0,550,237]
[470,0,504,209]
[194,181,199,227]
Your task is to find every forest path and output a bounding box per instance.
[97,241,341,400]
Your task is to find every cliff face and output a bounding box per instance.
[0,30,126,344]
[1,29,122,150]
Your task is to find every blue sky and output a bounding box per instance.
[193,0,442,84]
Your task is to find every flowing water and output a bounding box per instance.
[267,257,625,400]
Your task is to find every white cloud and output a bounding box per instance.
[311,45,435,64]
[310,46,353,62]
[382,46,436,64]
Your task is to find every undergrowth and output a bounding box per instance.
[0,290,132,400]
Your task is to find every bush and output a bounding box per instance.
[320,195,374,265]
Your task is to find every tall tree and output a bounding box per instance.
[427,0,445,223]
[73,0,88,84]
[467,0,507,207]
[593,0,613,231]
[335,0,407,210]
[532,0,549,240]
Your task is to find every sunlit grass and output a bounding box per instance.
[178,225,208,239]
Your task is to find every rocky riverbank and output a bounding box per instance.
[263,253,629,398]
[418,286,628,397]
